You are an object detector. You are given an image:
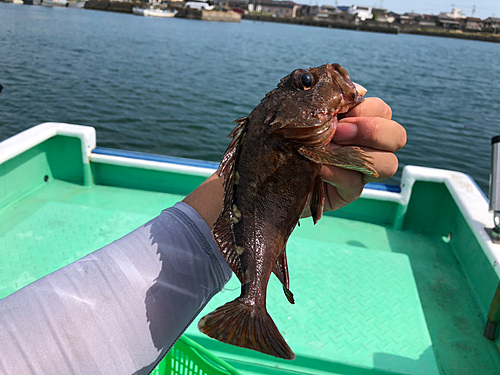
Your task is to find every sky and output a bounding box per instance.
[317,0,499,19]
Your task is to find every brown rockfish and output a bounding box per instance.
[198,63,378,360]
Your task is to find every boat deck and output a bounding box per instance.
[2,178,499,374]
[1,124,500,374]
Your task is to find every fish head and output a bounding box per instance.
[264,63,364,140]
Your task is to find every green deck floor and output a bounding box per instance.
[1,179,500,374]
[0,179,183,299]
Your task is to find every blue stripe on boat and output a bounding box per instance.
[365,182,401,193]
[92,147,220,170]
[92,147,402,193]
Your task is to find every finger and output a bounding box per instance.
[334,117,407,152]
[320,165,364,211]
[359,148,399,183]
[341,97,393,119]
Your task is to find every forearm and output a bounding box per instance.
[182,171,224,229]
[0,202,231,375]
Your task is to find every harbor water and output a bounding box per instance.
[1,3,499,193]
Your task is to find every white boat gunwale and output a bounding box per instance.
[0,122,498,280]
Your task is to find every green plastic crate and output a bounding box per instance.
[152,336,241,375]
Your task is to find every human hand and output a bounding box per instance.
[318,97,406,213]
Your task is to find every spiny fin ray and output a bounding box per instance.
[213,116,249,282]
[298,146,378,178]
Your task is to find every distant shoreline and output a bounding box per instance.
[242,14,500,44]
[26,0,500,44]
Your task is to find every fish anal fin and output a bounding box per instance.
[310,175,324,225]
[298,146,379,178]
[273,250,295,304]
[283,286,295,305]
[198,299,296,360]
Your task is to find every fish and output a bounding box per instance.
[198,63,378,360]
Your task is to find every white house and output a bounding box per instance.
[349,5,372,21]
[447,8,466,19]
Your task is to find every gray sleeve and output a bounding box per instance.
[0,202,232,375]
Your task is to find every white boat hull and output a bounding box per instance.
[144,9,176,17]
[67,1,85,8]
[132,7,177,18]
[42,0,67,6]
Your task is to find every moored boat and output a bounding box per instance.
[132,6,177,18]
[66,0,85,8]
[132,6,144,15]
[41,0,66,6]
[1,122,500,374]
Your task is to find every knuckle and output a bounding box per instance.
[368,97,392,119]
[366,118,381,144]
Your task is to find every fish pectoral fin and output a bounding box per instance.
[273,249,295,304]
[198,299,296,360]
[310,175,324,225]
[298,146,379,178]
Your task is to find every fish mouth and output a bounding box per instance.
[322,64,366,119]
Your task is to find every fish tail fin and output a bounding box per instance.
[198,299,296,360]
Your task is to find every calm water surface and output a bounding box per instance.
[1,3,499,193]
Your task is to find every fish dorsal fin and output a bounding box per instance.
[213,117,248,282]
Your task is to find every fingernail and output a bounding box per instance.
[334,122,357,143]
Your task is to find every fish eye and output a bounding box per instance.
[292,69,315,90]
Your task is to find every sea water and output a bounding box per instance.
[1,3,499,192]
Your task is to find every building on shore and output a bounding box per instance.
[312,5,354,23]
[464,17,483,31]
[297,4,318,18]
[348,5,372,21]
[236,1,499,36]
[419,14,438,27]
[437,13,461,29]
[248,1,299,18]
[483,17,500,33]
[371,8,395,23]
[445,8,466,20]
